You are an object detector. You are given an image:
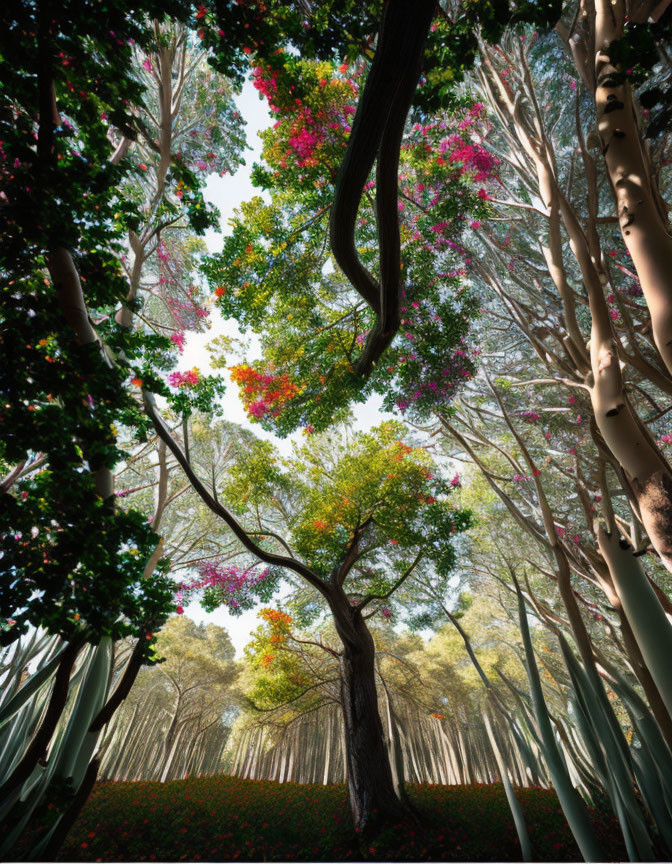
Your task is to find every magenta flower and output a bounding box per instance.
[171,332,186,352]
[168,368,200,388]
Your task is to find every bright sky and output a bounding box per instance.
[180,79,387,656]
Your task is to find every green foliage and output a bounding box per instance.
[220,439,291,513]
[243,609,314,711]
[154,614,237,673]
[415,0,562,114]
[1,484,173,645]
[608,11,672,140]
[204,59,485,435]
[0,4,204,644]
[219,421,472,587]
[198,0,383,86]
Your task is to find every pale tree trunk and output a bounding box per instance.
[322,709,332,785]
[598,527,672,718]
[379,674,408,802]
[484,711,532,862]
[481,39,672,574]
[593,0,672,376]
[158,693,182,779]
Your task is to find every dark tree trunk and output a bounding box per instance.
[330,594,406,833]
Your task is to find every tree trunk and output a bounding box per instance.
[380,675,408,801]
[331,596,405,833]
[322,709,332,785]
[593,0,672,378]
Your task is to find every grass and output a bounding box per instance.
[22,776,626,861]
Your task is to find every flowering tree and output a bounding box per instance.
[0,10,241,857]
[142,404,471,831]
[228,607,540,805]
[204,57,489,434]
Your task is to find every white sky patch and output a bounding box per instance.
[181,598,265,657]
[203,78,272,256]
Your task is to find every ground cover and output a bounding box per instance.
[25,776,628,862]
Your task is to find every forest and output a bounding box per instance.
[2,0,672,861]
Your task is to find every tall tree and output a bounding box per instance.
[147,416,470,831]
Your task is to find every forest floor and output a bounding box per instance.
[47,776,625,862]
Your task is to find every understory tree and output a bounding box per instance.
[97,617,238,782]
[145,413,471,831]
[228,603,546,796]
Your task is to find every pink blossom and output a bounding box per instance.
[181,562,270,611]
[171,332,186,352]
[248,399,268,418]
[168,368,200,388]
